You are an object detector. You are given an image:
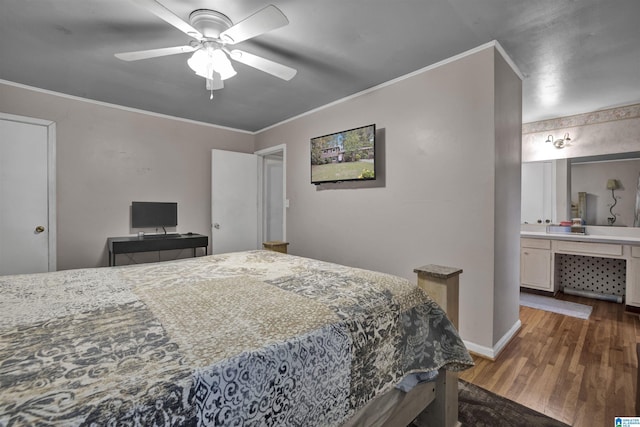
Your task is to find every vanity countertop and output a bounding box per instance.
[521,231,640,245]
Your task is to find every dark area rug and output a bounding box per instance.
[458,380,570,427]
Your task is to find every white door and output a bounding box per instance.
[0,115,55,275]
[211,149,259,254]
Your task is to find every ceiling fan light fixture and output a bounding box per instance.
[187,48,236,80]
[114,3,297,96]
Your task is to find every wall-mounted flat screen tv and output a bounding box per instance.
[311,123,376,185]
[131,201,178,228]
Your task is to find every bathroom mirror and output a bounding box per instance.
[522,151,640,227]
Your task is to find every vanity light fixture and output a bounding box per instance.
[545,133,571,149]
[607,179,619,225]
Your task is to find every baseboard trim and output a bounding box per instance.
[463,319,522,360]
[625,304,640,314]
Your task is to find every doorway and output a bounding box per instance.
[210,145,286,255]
[256,144,286,244]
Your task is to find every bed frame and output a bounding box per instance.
[345,264,463,427]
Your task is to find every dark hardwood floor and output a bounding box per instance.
[459,293,640,426]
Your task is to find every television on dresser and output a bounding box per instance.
[311,123,376,185]
[131,201,178,228]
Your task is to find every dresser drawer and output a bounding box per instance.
[554,240,623,257]
[521,238,551,250]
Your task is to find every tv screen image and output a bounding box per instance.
[131,202,178,228]
[311,124,376,184]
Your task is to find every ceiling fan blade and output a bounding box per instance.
[229,49,297,80]
[220,5,288,44]
[115,45,197,61]
[130,0,203,39]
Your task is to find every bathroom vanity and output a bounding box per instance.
[521,226,640,310]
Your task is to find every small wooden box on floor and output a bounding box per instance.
[262,241,289,254]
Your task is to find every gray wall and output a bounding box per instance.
[0,82,254,269]
[255,45,522,353]
[492,51,523,348]
[0,43,522,354]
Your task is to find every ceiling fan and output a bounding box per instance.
[115,0,297,97]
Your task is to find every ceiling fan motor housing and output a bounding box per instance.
[189,10,232,39]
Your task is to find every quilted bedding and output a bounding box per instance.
[0,250,473,426]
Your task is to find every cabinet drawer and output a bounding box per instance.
[632,246,640,258]
[521,238,551,250]
[554,241,623,257]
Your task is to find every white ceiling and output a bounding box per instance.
[2,0,639,132]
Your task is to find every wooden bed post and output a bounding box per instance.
[414,264,461,329]
[413,264,463,427]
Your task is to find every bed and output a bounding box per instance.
[0,250,472,426]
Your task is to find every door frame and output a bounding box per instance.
[0,112,57,271]
[255,144,286,244]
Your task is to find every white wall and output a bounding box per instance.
[255,44,522,355]
[0,82,254,269]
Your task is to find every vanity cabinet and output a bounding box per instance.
[521,234,640,309]
[520,238,553,292]
[627,246,640,307]
[521,161,554,225]
[521,159,570,226]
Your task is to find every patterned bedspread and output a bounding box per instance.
[0,250,473,426]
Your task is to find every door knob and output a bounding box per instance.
[35,226,45,233]
[213,223,220,229]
